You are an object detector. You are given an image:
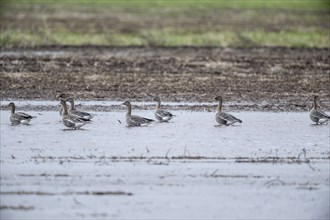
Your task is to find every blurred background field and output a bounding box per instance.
[1,3,329,218]
[0,0,329,48]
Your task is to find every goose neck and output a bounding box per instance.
[126,104,132,116]
[10,104,15,114]
[61,102,69,115]
[313,97,318,110]
[69,100,75,110]
[155,100,161,110]
[217,99,222,112]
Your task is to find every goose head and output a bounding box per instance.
[8,102,15,113]
[8,102,15,108]
[153,97,161,102]
[214,96,223,101]
[122,101,131,107]
[56,93,71,100]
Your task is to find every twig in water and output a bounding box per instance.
[264,177,286,188]
[298,148,307,160]
[302,148,307,158]
[165,148,171,161]
[147,157,169,166]
[183,145,190,157]
[73,197,83,206]
[210,169,219,177]
[306,163,316,172]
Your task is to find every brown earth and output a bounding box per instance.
[0,46,329,111]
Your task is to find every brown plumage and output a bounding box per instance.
[8,102,35,125]
[214,96,242,126]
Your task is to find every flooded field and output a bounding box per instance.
[1,102,329,219]
[1,1,329,219]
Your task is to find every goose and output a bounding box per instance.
[309,96,330,125]
[66,97,94,121]
[153,97,175,122]
[122,101,154,127]
[8,102,35,125]
[56,93,71,116]
[214,96,242,126]
[60,99,90,129]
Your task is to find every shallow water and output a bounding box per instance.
[0,100,262,110]
[1,110,329,219]
[1,110,329,158]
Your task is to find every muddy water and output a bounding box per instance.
[1,110,329,158]
[1,108,329,219]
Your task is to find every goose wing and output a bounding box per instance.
[14,112,33,120]
[63,115,90,128]
[219,112,242,123]
[64,115,86,124]
[126,116,142,126]
[155,109,175,122]
[311,109,330,119]
[130,115,154,126]
[156,109,174,118]
[70,109,93,120]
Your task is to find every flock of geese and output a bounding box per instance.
[7,95,330,129]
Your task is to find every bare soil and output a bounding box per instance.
[0,46,329,111]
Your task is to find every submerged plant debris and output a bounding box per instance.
[1,110,329,219]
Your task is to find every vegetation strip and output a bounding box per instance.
[1,0,328,47]
[0,205,34,210]
[29,155,329,164]
[1,191,133,196]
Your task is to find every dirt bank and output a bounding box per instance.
[0,46,329,111]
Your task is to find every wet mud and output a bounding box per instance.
[1,46,329,111]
